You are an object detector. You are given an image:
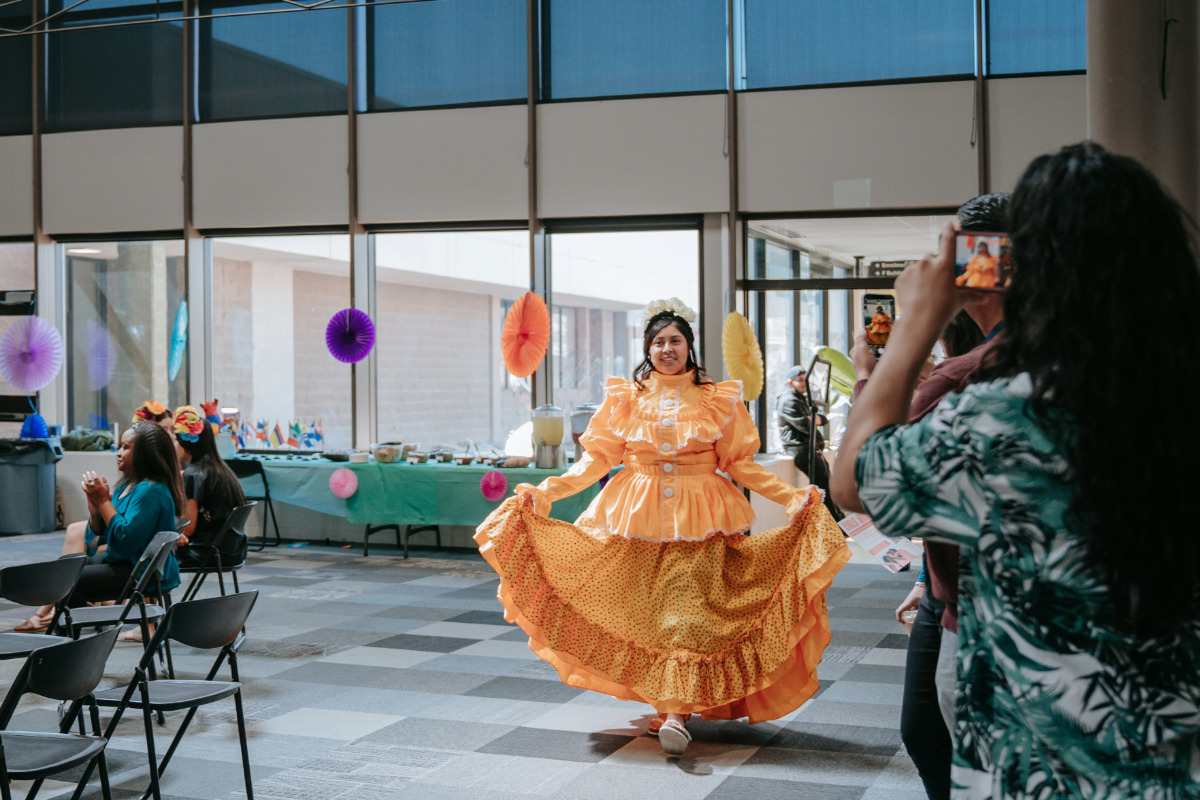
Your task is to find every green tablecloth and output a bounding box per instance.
[233,456,603,528]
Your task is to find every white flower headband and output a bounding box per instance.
[640,297,698,328]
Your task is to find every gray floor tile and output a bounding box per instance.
[366,717,517,750]
[764,721,904,755]
[467,676,585,703]
[711,775,867,800]
[477,727,634,763]
[370,633,479,652]
[840,663,907,685]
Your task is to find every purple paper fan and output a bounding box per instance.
[0,317,64,393]
[326,308,376,364]
[86,319,117,390]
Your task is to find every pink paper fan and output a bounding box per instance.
[480,469,508,502]
[86,320,117,390]
[329,467,358,499]
[0,316,63,393]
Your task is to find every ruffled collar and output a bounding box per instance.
[647,369,695,387]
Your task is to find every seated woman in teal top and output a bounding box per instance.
[72,421,183,605]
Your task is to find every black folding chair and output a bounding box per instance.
[89,592,258,800]
[0,556,85,661]
[67,532,178,681]
[225,458,281,550]
[178,502,255,603]
[0,628,120,800]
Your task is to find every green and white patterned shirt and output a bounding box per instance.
[857,373,1200,800]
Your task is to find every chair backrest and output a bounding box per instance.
[0,554,86,607]
[225,458,266,480]
[160,591,258,651]
[128,531,180,598]
[223,502,256,539]
[0,629,120,726]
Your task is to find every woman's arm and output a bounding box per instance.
[831,221,963,514]
[717,395,815,520]
[97,482,174,563]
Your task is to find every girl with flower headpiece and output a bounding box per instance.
[133,400,173,431]
[477,297,850,756]
[172,405,247,570]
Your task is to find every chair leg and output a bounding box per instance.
[233,689,255,799]
[89,703,114,800]
[264,492,281,546]
[139,682,164,800]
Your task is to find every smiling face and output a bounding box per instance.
[115,429,136,478]
[648,323,688,375]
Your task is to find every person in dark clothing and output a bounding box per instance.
[776,365,841,520]
[172,405,248,569]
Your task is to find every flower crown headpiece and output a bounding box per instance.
[173,406,205,443]
[132,400,169,424]
[640,297,697,329]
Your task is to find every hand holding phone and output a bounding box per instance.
[954,231,1011,292]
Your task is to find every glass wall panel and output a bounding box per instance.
[743,0,974,89]
[762,290,793,453]
[0,0,34,135]
[210,235,352,449]
[199,0,347,121]
[542,0,726,99]
[373,230,529,452]
[0,243,36,436]
[367,0,525,110]
[987,0,1086,75]
[548,229,700,420]
[64,240,187,433]
[46,0,184,131]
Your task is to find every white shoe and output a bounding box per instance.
[658,719,691,756]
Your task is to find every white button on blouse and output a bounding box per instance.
[663,463,674,473]
[663,399,675,407]
[662,443,672,452]
[663,418,674,427]
[664,488,674,498]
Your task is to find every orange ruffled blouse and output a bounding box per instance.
[517,371,811,539]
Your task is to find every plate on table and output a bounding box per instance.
[322,452,350,462]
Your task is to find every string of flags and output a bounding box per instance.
[229,419,323,450]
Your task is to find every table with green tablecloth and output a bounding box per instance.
[230,454,604,529]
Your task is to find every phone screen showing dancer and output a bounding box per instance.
[863,294,895,353]
[954,231,1012,292]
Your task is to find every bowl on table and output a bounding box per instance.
[453,453,475,465]
[432,451,454,463]
[407,451,429,464]
[373,446,401,464]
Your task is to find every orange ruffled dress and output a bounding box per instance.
[474,371,850,723]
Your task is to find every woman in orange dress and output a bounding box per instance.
[476,299,850,756]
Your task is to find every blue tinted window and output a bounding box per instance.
[0,0,33,135]
[367,0,525,110]
[45,0,184,131]
[743,1,974,89]
[542,0,727,99]
[987,0,1085,75]
[199,0,347,121]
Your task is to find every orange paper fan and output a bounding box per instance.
[502,291,551,378]
[721,311,764,401]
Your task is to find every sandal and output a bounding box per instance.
[13,617,50,634]
[647,713,668,737]
[118,625,152,643]
[658,719,691,756]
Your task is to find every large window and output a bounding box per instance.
[373,230,529,451]
[541,0,727,99]
[65,240,187,432]
[742,0,974,89]
[367,0,525,110]
[0,243,36,436]
[198,0,347,121]
[0,0,33,135]
[548,228,700,411]
[210,235,352,449]
[45,0,184,132]
[986,0,1086,75]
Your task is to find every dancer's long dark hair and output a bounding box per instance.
[123,421,186,515]
[177,422,246,507]
[976,141,1200,636]
[632,313,712,391]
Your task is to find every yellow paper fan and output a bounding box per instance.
[721,311,764,401]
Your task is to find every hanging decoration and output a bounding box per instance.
[500,291,550,378]
[329,467,358,499]
[20,413,49,439]
[721,312,764,402]
[480,469,508,502]
[86,320,117,391]
[326,308,376,364]
[168,299,188,381]
[0,316,64,393]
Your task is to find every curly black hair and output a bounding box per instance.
[977,141,1200,635]
[632,312,712,391]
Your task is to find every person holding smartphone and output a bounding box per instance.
[832,143,1200,799]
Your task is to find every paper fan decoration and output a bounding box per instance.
[721,312,764,401]
[0,316,64,393]
[329,467,358,499]
[501,291,550,378]
[168,299,188,381]
[20,413,48,439]
[86,320,117,391]
[326,308,376,364]
[480,469,508,502]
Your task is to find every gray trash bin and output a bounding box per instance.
[0,437,64,534]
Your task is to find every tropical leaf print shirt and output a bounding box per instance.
[856,373,1200,800]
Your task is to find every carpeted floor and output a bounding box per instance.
[0,534,925,800]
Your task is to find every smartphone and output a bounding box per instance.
[954,231,1011,292]
[863,293,895,353]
